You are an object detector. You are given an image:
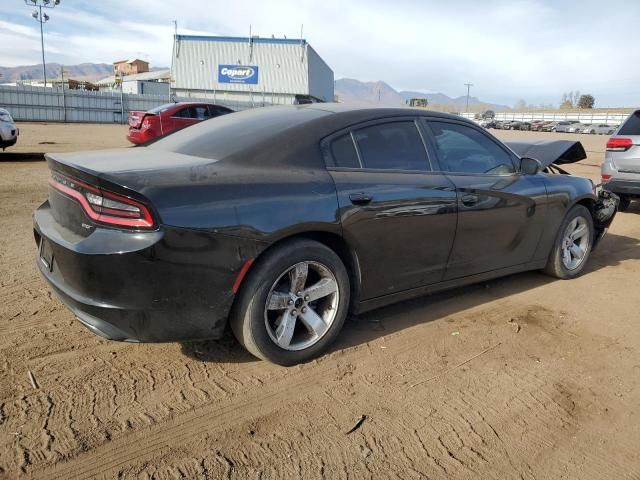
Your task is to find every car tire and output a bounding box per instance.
[544,205,594,279]
[590,130,595,134]
[229,238,350,365]
[618,195,631,212]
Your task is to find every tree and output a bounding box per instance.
[577,94,595,109]
[560,91,581,109]
[514,99,527,111]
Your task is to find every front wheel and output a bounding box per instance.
[544,205,594,279]
[230,239,350,365]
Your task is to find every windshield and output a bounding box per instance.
[0,110,13,123]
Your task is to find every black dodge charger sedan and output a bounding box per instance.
[33,104,618,365]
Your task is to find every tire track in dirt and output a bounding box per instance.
[26,304,586,479]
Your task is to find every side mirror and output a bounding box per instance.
[520,157,543,175]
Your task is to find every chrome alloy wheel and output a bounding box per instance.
[264,261,339,351]
[561,216,590,270]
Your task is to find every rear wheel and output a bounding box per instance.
[544,205,594,279]
[618,195,631,212]
[230,239,350,365]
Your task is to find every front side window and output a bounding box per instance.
[353,121,430,171]
[428,121,515,175]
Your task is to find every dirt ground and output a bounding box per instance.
[1,123,640,479]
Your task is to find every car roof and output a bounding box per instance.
[149,103,478,163]
[303,102,465,121]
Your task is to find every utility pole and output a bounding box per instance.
[464,82,473,113]
[25,0,62,88]
[60,66,68,121]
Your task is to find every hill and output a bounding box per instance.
[335,78,509,112]
[0,63,114,82]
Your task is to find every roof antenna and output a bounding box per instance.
[173,20,180,58]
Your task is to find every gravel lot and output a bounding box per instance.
[1,123,640,479]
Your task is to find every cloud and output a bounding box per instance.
[1,0,639,106]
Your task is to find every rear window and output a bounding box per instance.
[0,110,13,122]
[618,111,640,135]
[149,106,328,159]
[147,103,175,114]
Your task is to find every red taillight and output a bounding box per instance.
[49,171,155,229]
[601,174,612,181]
[141,115,158,130]
[606,138,633,152]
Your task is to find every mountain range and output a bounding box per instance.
[335,78,509,111]
[0,63,115,82]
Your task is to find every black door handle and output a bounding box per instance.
[461,194,480,206]
[349,193,373,205]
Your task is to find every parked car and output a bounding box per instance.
[34,105,618,365]
[541,121,559,132]
[502,120,521,130]
[126,102,234,144]
[493,120,506,130]
[582,124,615,135]
[0,108,19,150]
[568,123,589,133]
[529,120,547,131]
[555,121,582,133]
[480,119,497,129]
[602,110,640,211]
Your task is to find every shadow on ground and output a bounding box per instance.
[181,231,640,364]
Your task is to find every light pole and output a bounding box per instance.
[464,82,473,114]
[25,0,62,88]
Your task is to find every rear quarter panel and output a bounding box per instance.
[534,173,596,260]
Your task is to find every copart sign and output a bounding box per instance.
[218,65,259,84]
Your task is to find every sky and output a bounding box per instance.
[1,0,638,107]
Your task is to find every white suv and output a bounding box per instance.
[601,110,640,211]
[0,108,18,150]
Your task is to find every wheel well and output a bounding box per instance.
[236,231,362,312]
[575,198,595,214]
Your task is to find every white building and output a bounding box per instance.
[95,69,171,95]
[170,35,334,105]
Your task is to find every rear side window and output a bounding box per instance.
[618,111,640,135]
[173,106,209,119]
[353,121,430,171]
[173,108,191,118]
[428,121,515,175]
[330,134,360,168]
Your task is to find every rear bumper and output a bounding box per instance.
[127,128,156,145]
[603,179,640,197]
[33,200,254,342]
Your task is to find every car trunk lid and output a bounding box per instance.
[45,148,218,231]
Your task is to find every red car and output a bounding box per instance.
[127,102,233,144]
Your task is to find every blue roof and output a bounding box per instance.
[175,35,306,45]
